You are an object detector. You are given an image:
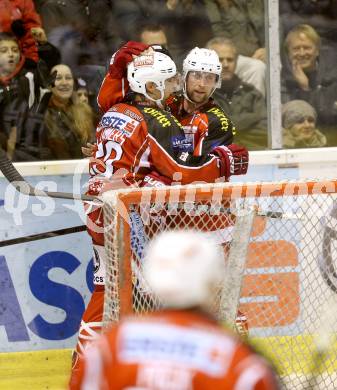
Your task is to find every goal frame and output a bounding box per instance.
[102,179,337,323]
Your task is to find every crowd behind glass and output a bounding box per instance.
[0,0,336,161]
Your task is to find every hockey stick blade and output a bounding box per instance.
[0,224,87,247]
[0,148,95,201]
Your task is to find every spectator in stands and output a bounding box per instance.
[0,32,51,160]
[0,0,46,65]
[138,23,168,49]
[35,0,119,68]
[71,230,279,390]
[113,0,213,65]
[282,99,327,148]
[0,0,61,72]
[74,76,100,129]
[75,78,90,105]
[43,64,95,160]
[281,24,337,130]
[34,0,87,35]
[280,0,337,55]
[204,0,266,96]
[207,37,267,150]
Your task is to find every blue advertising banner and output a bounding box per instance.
[0,172,93,352]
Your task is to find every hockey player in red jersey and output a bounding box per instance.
[89,51,245,187]
[95,41,250,335]
[69,48,249,386]
[97,44,237,158]
[70,230,279,390]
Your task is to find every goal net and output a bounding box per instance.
[102,180,337,390]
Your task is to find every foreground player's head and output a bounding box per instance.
[182,47,222,105]
[127,51,177,108]
[144,230,225,309]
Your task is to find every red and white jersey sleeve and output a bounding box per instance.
[97,74,129,113]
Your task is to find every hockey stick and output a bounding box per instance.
[0,224,87,247]
[0,147,95,201]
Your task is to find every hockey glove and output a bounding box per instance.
[109,41,149,78]
[212,144,249,178]
[141,171,172,188]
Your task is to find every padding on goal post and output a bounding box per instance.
[102,180,337,390]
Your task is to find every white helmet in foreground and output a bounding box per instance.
[144,230,225,309]
[127,51,176,107]
[183,47,222,99]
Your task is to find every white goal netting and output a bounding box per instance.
[102,180,337,390]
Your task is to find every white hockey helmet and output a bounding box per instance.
[143,230,225,309]
[183,47,222,90]
[127,51,176,107]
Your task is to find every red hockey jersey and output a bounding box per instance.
[70,309,278,390]
[89,100,224,190]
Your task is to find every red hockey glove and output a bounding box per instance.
[109,41,149,78]
[140,171,172,188]
[212,144,249,178]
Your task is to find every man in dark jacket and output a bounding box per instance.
[281,24,337,131]
[207,36,267,150]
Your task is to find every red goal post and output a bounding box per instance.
[102,179,337,390]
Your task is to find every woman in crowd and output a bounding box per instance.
[282,99,327,148]
[43,64,95,159]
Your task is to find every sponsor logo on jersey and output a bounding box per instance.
[143,175,166,187]
[178,152,189,162]
[100,111,140,144]
[124,109,143,122]
[101,112,139,133]
[119,322,232,375]
[182,125,198,135]
[130,211,147,262]
[207,107,231,132]
[143,107,172,128]
[171,135,193,152]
